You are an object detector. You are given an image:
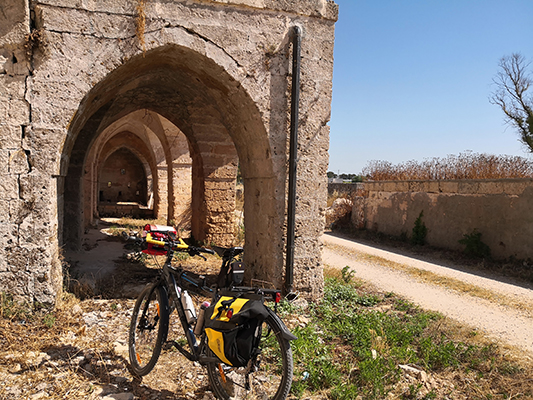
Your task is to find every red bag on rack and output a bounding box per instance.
[142,224,177,255]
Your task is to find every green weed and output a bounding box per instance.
[458,229,491,259]
[43,313,56,328]
[411,211,428,246]
[289,276,521,399]
[173,252,189,262]
[0,292,32,320]
[341,265,355,283]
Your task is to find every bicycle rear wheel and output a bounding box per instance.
[128,284,169,376]
[206,313,294,400]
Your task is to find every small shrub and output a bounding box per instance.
[324,277,360,304]
[24,28,46,58]
[341,266,355,283]
[0,292,32,320]
[43,313,56,328]
[411,211,427,246]
[459,229,491,259]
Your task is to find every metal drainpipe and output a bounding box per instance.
[285,25,301,297]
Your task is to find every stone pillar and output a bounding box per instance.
[0,0,62,304]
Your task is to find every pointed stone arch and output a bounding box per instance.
[61,42,281,284]
[0,1,337,303]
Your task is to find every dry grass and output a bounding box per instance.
[0,293,119,399]
[326,190,354,230]
[0,254,226,399]
[363,151,533,181]
[135,0,147,54]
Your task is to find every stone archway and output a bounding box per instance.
[61,43,278,282]
[0,0,337,303]
[82,110,194,226]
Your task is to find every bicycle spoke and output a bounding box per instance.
[218,364,227,383]
[128,284,169,376]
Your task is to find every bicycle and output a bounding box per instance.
[124,225,297,400]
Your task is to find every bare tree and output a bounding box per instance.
[490,53,533,152]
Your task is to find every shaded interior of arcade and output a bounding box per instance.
[60,44,281,286]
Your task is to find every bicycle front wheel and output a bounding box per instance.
[206,313,294,400]
[128,284,169,376]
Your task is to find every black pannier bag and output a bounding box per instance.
[204,293,270,367]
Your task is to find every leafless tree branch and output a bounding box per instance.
[490,53,533,152]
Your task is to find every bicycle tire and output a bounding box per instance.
[128,283,169,376]
[206,312,294,400]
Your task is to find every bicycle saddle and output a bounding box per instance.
[212,245,244,259]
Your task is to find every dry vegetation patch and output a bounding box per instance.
[362,151,533,181]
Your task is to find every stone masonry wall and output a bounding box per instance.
[0,0,338,303]
[353,179,533,261]
[1,0,64,304]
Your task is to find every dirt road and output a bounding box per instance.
[321,232,533,356]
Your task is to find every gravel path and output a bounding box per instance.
[321,232,533,356]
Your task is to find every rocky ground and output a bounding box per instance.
[0,289,220,400]
[1,224,533,399]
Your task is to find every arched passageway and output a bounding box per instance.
[83,110,193,223]
[98,147,148,205]
[61,43,281,284]
[0,1,336,303]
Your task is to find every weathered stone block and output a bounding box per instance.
[0,200,9,223]
[477,180,504,195]
[0,0,29,46]
[0,76,30,124]
[36,0,136,13]
[0,149,10,174]
[39,6,135,38]
[9,149,30,174]
[0,124,22,149]
[0,174,18,200]
[439,181,459,193]
[502,179,533,195]
[382,182,399,192]
[426,181,440,193]
[458,180,479,194]
[0,223,19,249]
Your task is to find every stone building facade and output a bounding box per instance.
[0,0,338,304]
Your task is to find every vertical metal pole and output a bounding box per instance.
[285,25,301,295]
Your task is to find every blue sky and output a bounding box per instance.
[328,0,533,175]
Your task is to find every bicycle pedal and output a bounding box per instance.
[162,341,176,351]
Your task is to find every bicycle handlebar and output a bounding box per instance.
[144,232,214,258]
[122,231,143,244]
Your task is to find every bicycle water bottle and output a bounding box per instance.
[193,301,210,336]
[181,290,197,324]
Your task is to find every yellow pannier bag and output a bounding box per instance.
[204,293,269,367]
